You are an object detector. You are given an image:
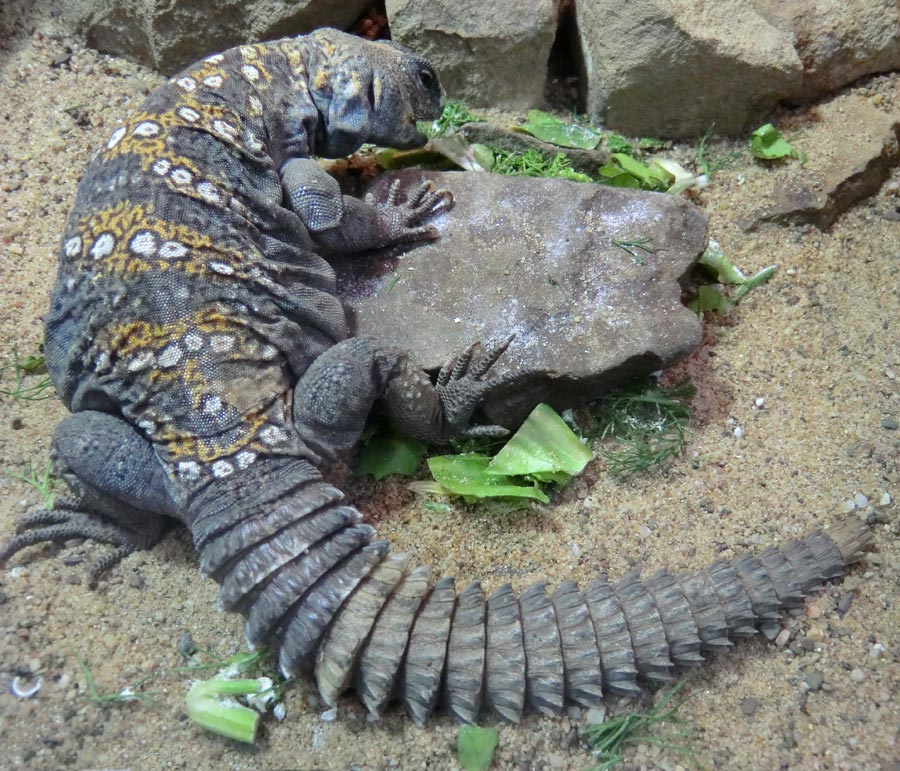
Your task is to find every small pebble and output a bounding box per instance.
[740,697,759,717]
[320,706,338,722]
[127,573,146,589]
[869,643,886,660]
[879,492,892,506]
[803,671,824,691]
[175,631,196,658]
[882,417,898,430]
[800,637,818,652]
[854,492,869,508]
[849,668,866,683]
[775,628,792,649]
[733,426,743,438]
[837,591,855,616]
[585,706,607,724]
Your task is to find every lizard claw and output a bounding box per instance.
[436,335,516,440]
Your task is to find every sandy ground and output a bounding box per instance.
[0,8,898,771]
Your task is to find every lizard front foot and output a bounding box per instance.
[366,178,453,244]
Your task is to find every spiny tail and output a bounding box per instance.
[192,469,872,725]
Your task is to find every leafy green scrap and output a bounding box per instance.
[420,100,485,139]
[409,403,592,502]
[488,403,592,483]
[598,154,698,193]
[513,109,603,150]
[184,650,285,744]
[689,241,777,314]
[425,454,550,503]
[749,123,799,160]
[355,429,427,481]
[458,725,499,771]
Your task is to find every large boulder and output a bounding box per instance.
[573,0,802,137]
[57,0,371,74]
[385,0,559,110]
[333,170,707,425]
[752,0,900,103]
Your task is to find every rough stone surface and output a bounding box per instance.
[573,0,802,137]
[57,0,371,74]
[741,94,900,231]
[334,169,707,425]
[385,0,559,110]
[752,0,900,103]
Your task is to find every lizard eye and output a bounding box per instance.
[418,68,435,90]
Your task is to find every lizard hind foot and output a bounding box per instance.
[436,335,517,439]
[0,500,165,586]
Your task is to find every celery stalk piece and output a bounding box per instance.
[488,403,592,478]
[185,678,267,744]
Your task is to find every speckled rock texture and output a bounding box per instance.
[335,169,706,425]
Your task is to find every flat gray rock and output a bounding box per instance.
[740,94,900,231]
[333,170,707,425]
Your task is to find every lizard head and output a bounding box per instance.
[309,29,444,158]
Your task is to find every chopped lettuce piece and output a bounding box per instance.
[653,158,699,195]
[599,153,668,191]
[355,430,427,480]
[488,403,592,478]
[426,454,549,502]
[411,404,591,503]
[690,240,777,314]
[689,284,735,314]
[514,109,603,150]
[600,154,698,194]
[749,123,799,160]
[697,239,746,284]
[605,133,634,154]
[458,725,499,771]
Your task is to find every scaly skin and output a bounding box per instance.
[0,29,873,726]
